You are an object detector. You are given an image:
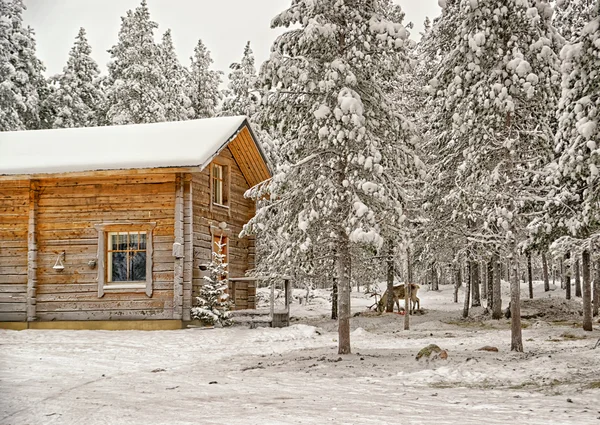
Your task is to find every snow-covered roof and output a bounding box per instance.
[0,116,255,175]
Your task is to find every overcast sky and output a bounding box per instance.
[23,0,441,78]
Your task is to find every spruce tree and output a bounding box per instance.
[158,29,194,122]
[242,0,419,354]
[188,39,222,118]
[191,238,232,327]
[554,0,596,41]
[105,0,166,124]
[220,41,259,117]
[0,0,47,131]
[45,27,105,128]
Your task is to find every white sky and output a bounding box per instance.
[22,0,441,78]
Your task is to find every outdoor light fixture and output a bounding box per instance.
[53,252,65,271]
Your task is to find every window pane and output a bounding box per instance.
[129,233,139,250]
[214,164,222,179]
[118,233,127,251]
[139,233,147,250]
[130,252,147,281]
[111,252,127,282]
[110,233,119,251]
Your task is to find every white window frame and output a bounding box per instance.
[94,222,156,298]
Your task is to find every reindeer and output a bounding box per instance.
[376,284,421,314]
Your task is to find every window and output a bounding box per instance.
[107,231,147,282]
[211,163,229,207]
[94,222,156,297]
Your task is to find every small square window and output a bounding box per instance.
[107,231,147,282]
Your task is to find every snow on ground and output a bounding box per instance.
[1,281,600,425]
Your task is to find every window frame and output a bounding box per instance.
[94,222,156,298]
[209,159,231,210]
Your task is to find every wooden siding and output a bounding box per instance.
[192,147,256,308]
[0,180,29,321]
[33,174,176,321]
[228,127,271,189]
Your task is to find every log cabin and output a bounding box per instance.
[0,116,271,330]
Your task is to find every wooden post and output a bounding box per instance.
[173,174,185,320]
[182,175,193,321]
[27,180,39,322]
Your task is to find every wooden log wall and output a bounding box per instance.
[32,173,176,321]
[192,147,256,306]
[0,180,29,321]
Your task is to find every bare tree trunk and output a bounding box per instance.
[463,262,471,318]
[510,255,523,352]
[575,258,582,298]
[487,261,493,309]
[594,258,600,317]
[404,247,413,330]
[454,264,462,303]
[527,252,533,299]
[331,276,338,320]
[432,264,439,291]
[492,253,502,320]
[337,237,351,354]
[471,260,481,307]
[565,253,571,300]
[552,262,556,286]
[542,252,550,292]
[582,250,592,331]
[560,258,565,289]
[386,242,394,313]
[481,261,487,300]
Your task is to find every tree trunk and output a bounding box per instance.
[582,250,592,331]
[404,247,413,330]
[575,258,582,298]
[331,276,338,320]
[386,242,395,313]
[432,264,439,291]
[542,252,550,292]
[510,255,523,352]
[471,260,481,307]
[487,260,493,309]
[492,253,502,320]
[594,258,600,317]
[552,262,556,287]
[527,252,533,299]
[560,258,565,289]
[481,261,487,300]
[454,264,461,303]
[463,262,471,318]
[564,253,571,300]
[337,236,351,354]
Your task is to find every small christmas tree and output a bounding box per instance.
[191,238,232,327]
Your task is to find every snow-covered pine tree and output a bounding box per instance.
[220,41,259,117]
[188,39,222,118]
[242,0,419,354]
[158,29,194,122]
[191,237,232,327]
[554,0,596,41]
[0,0,48,131]
[426,0,561,351]
[105,0,166,124]
[535,2,599,330]
[45,27,105,128]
